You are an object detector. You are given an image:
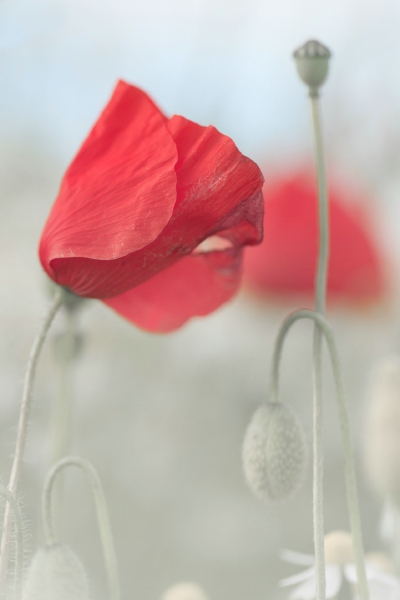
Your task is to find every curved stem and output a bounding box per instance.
[50,310,77,523]
[43,456,120,600]
[310,91,330,600]
[0,487,23,600]
[271,309,369,600]
[0,289,63,595]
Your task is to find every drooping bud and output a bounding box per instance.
[242,403,307,502]
[22,544,90,600]
[293,39,331,95]
[363,356,400,505]
[161,582,210,600]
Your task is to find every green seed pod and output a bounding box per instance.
[22,544,90,600]
[242,403,307,502]
[293,39,331,93]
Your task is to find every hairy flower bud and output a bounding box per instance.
[161,582,209,600]
[22,544,90,600]
[364,356,400,504]
[242,403,307,502]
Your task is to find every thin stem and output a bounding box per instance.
[50,310,77,524]
[0,487,23,600]
[270,309,369,600]
[310,90,330,600]
[0,289,63,595]
[43,456,120,600]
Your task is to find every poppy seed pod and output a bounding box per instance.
[22,544,90,600]
[161,582,210,600]
[364,356,400,505]
[242,403,307,502]
[293,39,331,92]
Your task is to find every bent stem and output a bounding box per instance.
[270,309,369,600]
[0,288,63,595]
[43,456,120,600]
[310,90,330,600]
[49,309,78,522]
[0,487,23,600]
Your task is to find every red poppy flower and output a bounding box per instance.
[39,81,264,332]
[244,171,385,304]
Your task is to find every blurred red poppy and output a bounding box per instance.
[39,81,264,332]
[244,172,385,304]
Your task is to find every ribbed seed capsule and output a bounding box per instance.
[242,403,307,502]
[22,544,90,600]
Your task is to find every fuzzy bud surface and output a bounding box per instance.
[242,403,307,502]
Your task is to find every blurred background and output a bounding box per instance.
[2,0,400,598]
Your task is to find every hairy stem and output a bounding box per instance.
[0,289,63,596]
[0,487,23,600]
[310,91,330,600]
[271,309,369,600]
[43,456,120,600]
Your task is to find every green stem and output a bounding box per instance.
[50,310,77,524]
[43,456,120,600]
[0,487,23,600]
[310,89,330,600]
[0,289,63,596]
[270,309,369,600]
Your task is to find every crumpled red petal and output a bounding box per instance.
[244,172,385,303]
[103,249,243,332]
[40,112,264,299]
[39,80,178,283]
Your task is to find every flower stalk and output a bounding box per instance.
[0,487,23,600]
[43,456,120,600]
[0,288,64,595]
[271,310,369,598]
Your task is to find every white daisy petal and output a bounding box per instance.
[288,576,317,600]
[344,563,357,583]
[368,579,400,600]
[279,567,316,587]
[279,549,315,566]
[325,565,343,599]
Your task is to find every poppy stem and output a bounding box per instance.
[49,308,78,524]
[0,487,23,600]
[0,288,64,595]
[270,310,369,600]
[309,89,329,600]
[43,456,120,600]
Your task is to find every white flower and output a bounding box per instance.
[161,582,210,600]
[279,531,400,599]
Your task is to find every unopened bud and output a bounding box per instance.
[242,403,307,502]
[22,544,90,600]
[161,582,210,600]
[293,39,331,94]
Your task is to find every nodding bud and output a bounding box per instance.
[161,582,210,600]
[242,403,307,503]
[293,39,331,94]
[364,356,400,504]
[22,544,90,600]
[324,530,353,565]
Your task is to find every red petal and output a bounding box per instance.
[39,80,178,287]
[166,115,264,248]
[103,249,243,332]
[40,112,264,300]
[244,172,385,303]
